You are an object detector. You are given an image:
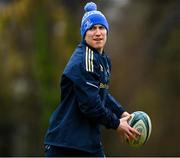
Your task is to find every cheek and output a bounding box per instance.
[103,34,107,42]
[86,33,93,40]
[103,32,107,37]
[85,34,91,42]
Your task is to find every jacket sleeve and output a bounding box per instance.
[105,93,125,119]
[64,55,120,129]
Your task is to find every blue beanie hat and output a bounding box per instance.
[80,2,109,38]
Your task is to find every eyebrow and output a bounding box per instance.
[91,25,104,29]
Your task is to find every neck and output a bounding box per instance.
[97,48,103,54]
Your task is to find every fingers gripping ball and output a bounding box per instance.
[127,111,152,147]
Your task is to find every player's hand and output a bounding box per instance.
[121,111,131,118]
[116,115,141,143]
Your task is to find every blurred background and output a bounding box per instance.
[0,0,180,156]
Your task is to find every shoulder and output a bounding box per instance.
[73,42,100,73]
[63,44,101,82]
[84,45,100,73]
[64,43,99,74]
[66,43,85,67]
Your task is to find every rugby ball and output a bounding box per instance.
[127,111,152,147]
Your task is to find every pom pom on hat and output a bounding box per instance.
[80,2,109,39]
[84,2,97,12]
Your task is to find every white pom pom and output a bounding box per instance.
[84,2,97,12]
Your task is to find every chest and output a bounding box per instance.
[98,57,110,84]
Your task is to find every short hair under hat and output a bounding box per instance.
[80,2,109,38]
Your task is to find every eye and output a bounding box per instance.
[89,26,96,31]
[99,26,105,30]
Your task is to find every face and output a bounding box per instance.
[85,25,107,53]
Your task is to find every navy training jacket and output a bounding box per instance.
[44,41,125,153]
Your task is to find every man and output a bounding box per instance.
[44,2,140,157]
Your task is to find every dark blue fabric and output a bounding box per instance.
[44,144,105,157]
[44,41,125,153]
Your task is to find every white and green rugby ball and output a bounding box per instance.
[127,111,152,147]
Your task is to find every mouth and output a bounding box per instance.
[93,38,103,42]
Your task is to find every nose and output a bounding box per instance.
[95,28,101,35]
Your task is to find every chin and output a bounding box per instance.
[95,46,103,50]
[94,43,104,49]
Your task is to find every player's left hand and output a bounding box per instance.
[121,111,131,118]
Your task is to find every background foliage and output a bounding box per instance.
[0,0,179,156]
